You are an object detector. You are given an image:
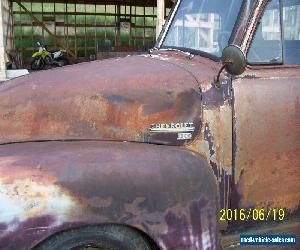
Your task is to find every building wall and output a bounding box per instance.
[12,1,172,63]
[0,0,14,80]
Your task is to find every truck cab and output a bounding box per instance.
[0,0,299,249]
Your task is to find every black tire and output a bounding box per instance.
[32,224,156,250]
[57,56,69,67]
[31,57,45,70]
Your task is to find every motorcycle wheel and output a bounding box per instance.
[57,56,69,67]
[31,57,45,70]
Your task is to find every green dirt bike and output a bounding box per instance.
[31,42,69,70]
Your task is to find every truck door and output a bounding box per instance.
[232,0,300,216]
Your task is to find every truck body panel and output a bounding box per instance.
[0,141,218,250]
[0,0,299,249]
[233,66,300,216]
[0,56,205,146]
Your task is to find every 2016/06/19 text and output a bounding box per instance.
[219,208,285,222]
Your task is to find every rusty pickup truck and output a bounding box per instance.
[0,0,299,249]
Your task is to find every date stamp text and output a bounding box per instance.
[219,208,285,222]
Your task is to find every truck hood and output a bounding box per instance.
[0,53,218,145]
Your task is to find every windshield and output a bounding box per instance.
[161,0,243,58]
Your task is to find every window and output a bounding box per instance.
[248,0,300,65]
[283,0,300,64]
[248,0,282,64]
[161,0,243,58]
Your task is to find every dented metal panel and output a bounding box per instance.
[0,141,218,250]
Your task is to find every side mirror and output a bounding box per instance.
[221,45,246,76]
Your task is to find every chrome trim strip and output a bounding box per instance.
[150,127,195,133]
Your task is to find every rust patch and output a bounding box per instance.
[0,141,218,250]
[187,86,233,210]
[0,56,206,146]
[232,69,300,215]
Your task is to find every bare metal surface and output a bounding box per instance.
[0,141,218,250]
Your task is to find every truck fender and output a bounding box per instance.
[0,141,219,250]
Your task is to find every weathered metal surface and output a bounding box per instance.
[0,46,235,248]
[1,1,299,248]
[0,141,218,250]
[0,55,204,146]
[150,50,234,211]
[232,66,300,220]
[0,50,232,248]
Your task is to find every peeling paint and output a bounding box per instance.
[0,1,299,247]
[0,178,77,225]
[0,141,218,249]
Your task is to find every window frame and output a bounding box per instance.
[156,0,245,62]
[247,0,300,66]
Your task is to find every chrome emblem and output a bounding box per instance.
[149,122,195,140]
